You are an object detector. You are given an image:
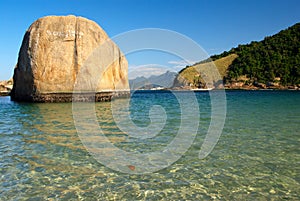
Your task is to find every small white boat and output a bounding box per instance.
[191,88,213,91]
[150,87,165,90]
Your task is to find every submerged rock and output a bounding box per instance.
[11,15,129,102]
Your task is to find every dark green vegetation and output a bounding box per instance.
[176,23,300,88]
[224,23,300,85]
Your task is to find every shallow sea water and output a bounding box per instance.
[0,90,299,200]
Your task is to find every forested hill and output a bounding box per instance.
[174,23,300,89]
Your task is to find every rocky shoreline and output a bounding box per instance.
[223,82,300,90]
[171,81,300,92]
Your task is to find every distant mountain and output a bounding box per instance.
[174,23,300,89]
[129,71,177,90]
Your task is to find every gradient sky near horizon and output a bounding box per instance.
[1,0,300,80]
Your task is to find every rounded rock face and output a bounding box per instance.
[11,15,129,102]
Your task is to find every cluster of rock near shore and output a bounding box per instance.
[223,82,300,90]
[0,79,13,96]
[8,15,129,102]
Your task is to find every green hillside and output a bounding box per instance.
[174,23,300,88]
[173,54,237,88]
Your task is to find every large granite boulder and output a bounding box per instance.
[11,15,129,102]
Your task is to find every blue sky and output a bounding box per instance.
[1,0,300,80]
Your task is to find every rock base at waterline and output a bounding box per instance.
[10,91,130,103]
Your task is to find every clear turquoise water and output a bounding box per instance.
[0,90,299,200]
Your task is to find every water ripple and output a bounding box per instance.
[0,91,299,200]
